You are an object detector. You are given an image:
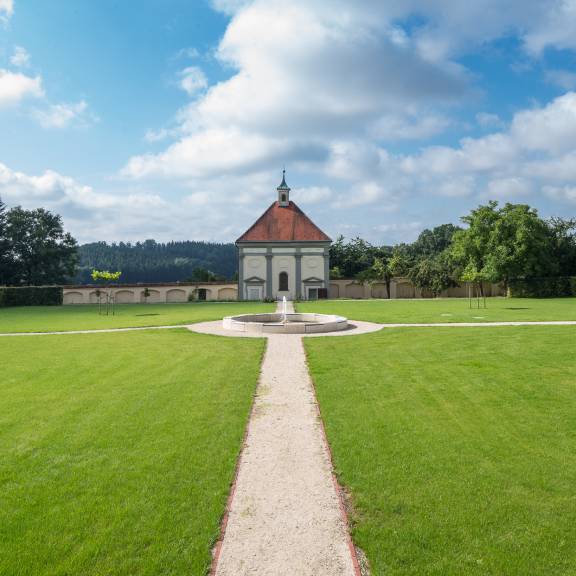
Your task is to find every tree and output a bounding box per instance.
[329,236,385,278]
[0,197,9,285]
[452,201,554,296]
[408,252,458,297]
[187,267,225,282]
[3,206,78,286]
[451,201,502,298]
[356,257,394,298]
[91,269,122,315]
[410,224,462,258]
[485,203,552,287]
[545,217,576,277]
[73,239,237,284]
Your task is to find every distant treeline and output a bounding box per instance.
[72,240,237,284]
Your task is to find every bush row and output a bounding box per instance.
[508,277,576,298]
[0,286,63,307]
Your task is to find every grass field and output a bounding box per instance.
[0,329,265,575]
[305,327,576,575]
[0,301,274,333]
[296,297,576,324]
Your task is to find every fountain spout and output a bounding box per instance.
[282,296,287,324]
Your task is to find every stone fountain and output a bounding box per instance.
[223,297,348,334]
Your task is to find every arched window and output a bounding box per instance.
[279,271,289,291]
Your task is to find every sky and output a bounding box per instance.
[1,0,576,246]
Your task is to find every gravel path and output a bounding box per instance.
[0,325,185,336]
[211,300,359,576]
[188,318,383,338]
[2,319,576,338]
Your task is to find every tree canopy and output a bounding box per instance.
[2,195,575,294]
[0,202,78,286]
[334,201,576,296]
[73,239,236,284]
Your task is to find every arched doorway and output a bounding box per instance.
[279,271,289,291]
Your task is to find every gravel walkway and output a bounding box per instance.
[188,318,383,338]
[211,301,359,576]
[3,319,576,338]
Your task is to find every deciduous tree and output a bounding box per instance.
[3,206,77,286]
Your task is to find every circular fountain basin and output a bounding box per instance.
[223,312,348,334]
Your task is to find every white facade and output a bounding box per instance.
[238,244,330,301]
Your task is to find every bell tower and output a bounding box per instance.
[277,169,290,207]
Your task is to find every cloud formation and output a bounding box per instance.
[178,66,208,96]
[0,69,43,106]
[0,0,13,22]
[32,100,98,129]
[6,0,576,244]
[10,46,30,67]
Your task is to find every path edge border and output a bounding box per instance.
[301,338,364,576]
[209,338,269,576]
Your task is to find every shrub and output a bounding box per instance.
[508,277,575,298]
[0,286,63,307]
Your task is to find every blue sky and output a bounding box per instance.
[1,0,576,244]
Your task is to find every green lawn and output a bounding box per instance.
[0,329,265,575]
[0,301,274,333]
[305,327,576,575]
[297,297,576,323]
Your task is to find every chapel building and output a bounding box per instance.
[236,172,331,300]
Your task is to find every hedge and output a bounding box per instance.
[507,277,576,298]
[0,286,63,307]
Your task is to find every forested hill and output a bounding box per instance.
[72,240,237,284]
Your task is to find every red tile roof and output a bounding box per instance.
[237,201,331,243]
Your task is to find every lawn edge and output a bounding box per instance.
[208,337,268,576]
[302,339,366,576]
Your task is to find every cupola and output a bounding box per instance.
[277,169,290,207]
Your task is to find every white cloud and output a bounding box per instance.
[545,69,576,91]
[332,181,395,209]
[509,92,576,154]
[120,1,576,233]
[0,162,132,208]
[436,177,476,197]
[486,177,532,198]
[374,221,423,242]
[476,112,504,129]
[544,185,576,203]
[370,112,450,140]
[291,185,332,204]
[523,0,576,54]
[178,66,208,96]
[0,69,43,106]
[0,0,13,22]
[124,0,467,181]
[8,1,576,242]
[144,127,173,143]
[32,100,98,129]
[0,162,297,243]
[10,46,30,67]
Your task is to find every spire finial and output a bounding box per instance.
[277,167,290,205]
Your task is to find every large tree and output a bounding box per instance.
[451,201,553,293]
[3,206,78,286]
[330,235,389,278]
[546,217,576,277]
